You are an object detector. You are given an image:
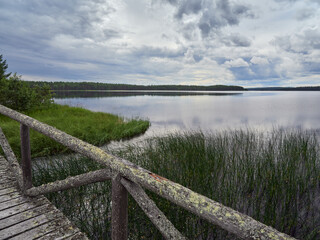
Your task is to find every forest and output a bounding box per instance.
[23,81,245,91]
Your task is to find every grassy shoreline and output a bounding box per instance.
[0,103,150,158]
[32,128,320,239]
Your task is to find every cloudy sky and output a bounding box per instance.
[1,0,320,87]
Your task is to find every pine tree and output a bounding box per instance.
[0,54,12,79]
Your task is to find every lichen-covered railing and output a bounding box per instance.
[0,104,296,240]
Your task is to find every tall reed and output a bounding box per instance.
[33,128,320,239]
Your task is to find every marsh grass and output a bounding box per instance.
[32,156,112,239]
[0,104,150,158]
[32,129,320,239]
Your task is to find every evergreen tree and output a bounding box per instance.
[0,54,11,79]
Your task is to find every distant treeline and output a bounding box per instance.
[24,81,245,91]
[54,90,242,99]
[248,86,320,91]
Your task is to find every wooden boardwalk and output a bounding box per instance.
[0,156,88,240]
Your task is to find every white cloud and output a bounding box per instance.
[224,58,249,68]
[0,0,319,87]
[250,56,269,65]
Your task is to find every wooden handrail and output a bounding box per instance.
[0,127,24,190]
[26,168,113,196]
[0,104,296,240]
[121,177,186,239]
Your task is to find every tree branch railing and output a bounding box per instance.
[0,104,296,240]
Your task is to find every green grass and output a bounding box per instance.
[0,104,150,158]
[32,129,320,239]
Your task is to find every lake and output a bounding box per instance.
[54,90,320,138]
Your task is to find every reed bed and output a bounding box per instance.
[32,128,320,239]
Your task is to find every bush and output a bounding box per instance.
[0,74,53,111]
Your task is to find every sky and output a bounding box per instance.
[1,0,320,87]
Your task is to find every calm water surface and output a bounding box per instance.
[54,91,320,138]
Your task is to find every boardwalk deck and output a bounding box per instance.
[0,156,88,240]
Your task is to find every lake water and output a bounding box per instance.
[54,91,320,138]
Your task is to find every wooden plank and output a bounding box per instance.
[0,196,21,206]
[0,209,63,239]
[121,178,186,240]
[63,232,89,240]
[37,224,81,240]
[0,198,48,219]
[0,181,16,190]
[0,204,54,230]
[0,158,88,239]
[0,173,15,181]
[0,191,21,203]
[0,187,18,196]
[0,178,16,185]
[0,196,33,210]
[112,174,128,240]
[9,216,69,240]
[20,124,32,190]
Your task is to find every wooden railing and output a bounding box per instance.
[0,104,296,240]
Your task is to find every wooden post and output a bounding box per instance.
[112,173,128,240]
[20,124,32,190]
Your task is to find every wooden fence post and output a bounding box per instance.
[20,123,32,191]
[112,173,128,240]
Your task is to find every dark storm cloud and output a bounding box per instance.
[172,0,255,38]
[273,28,320,54]
[228,61,281,81]
[162,0,179,5]
[0,0,120,78]
[303,61,320,74]
[222,34,251,47]
[295,8,315,21]
[0,0,117,47]
[175,0,203,19]
[193,54,203,62]
[132,46,185,59]
[273,0,299,2]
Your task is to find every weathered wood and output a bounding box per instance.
[121,177,186,240]
[26,168,113,196]
[0,195,39,211]
[112,173,128,240]
[0,129,24,189]
[0,153,89,239]
[0,181,17,191]
[0,200,49,220]
[0,204,55,230]
[0,209,63,239]
[0,104,297,239]
[0,192,21,203]
[0,187,18,196]
[8,215,70,240]
[36,224,83,239]
[20,124,32,190]
[63,232,89,240]
[0,175,15,182]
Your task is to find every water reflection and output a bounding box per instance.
[54,91,320,137]
[53,90,242,98]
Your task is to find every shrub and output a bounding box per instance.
[0,74,53,111]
